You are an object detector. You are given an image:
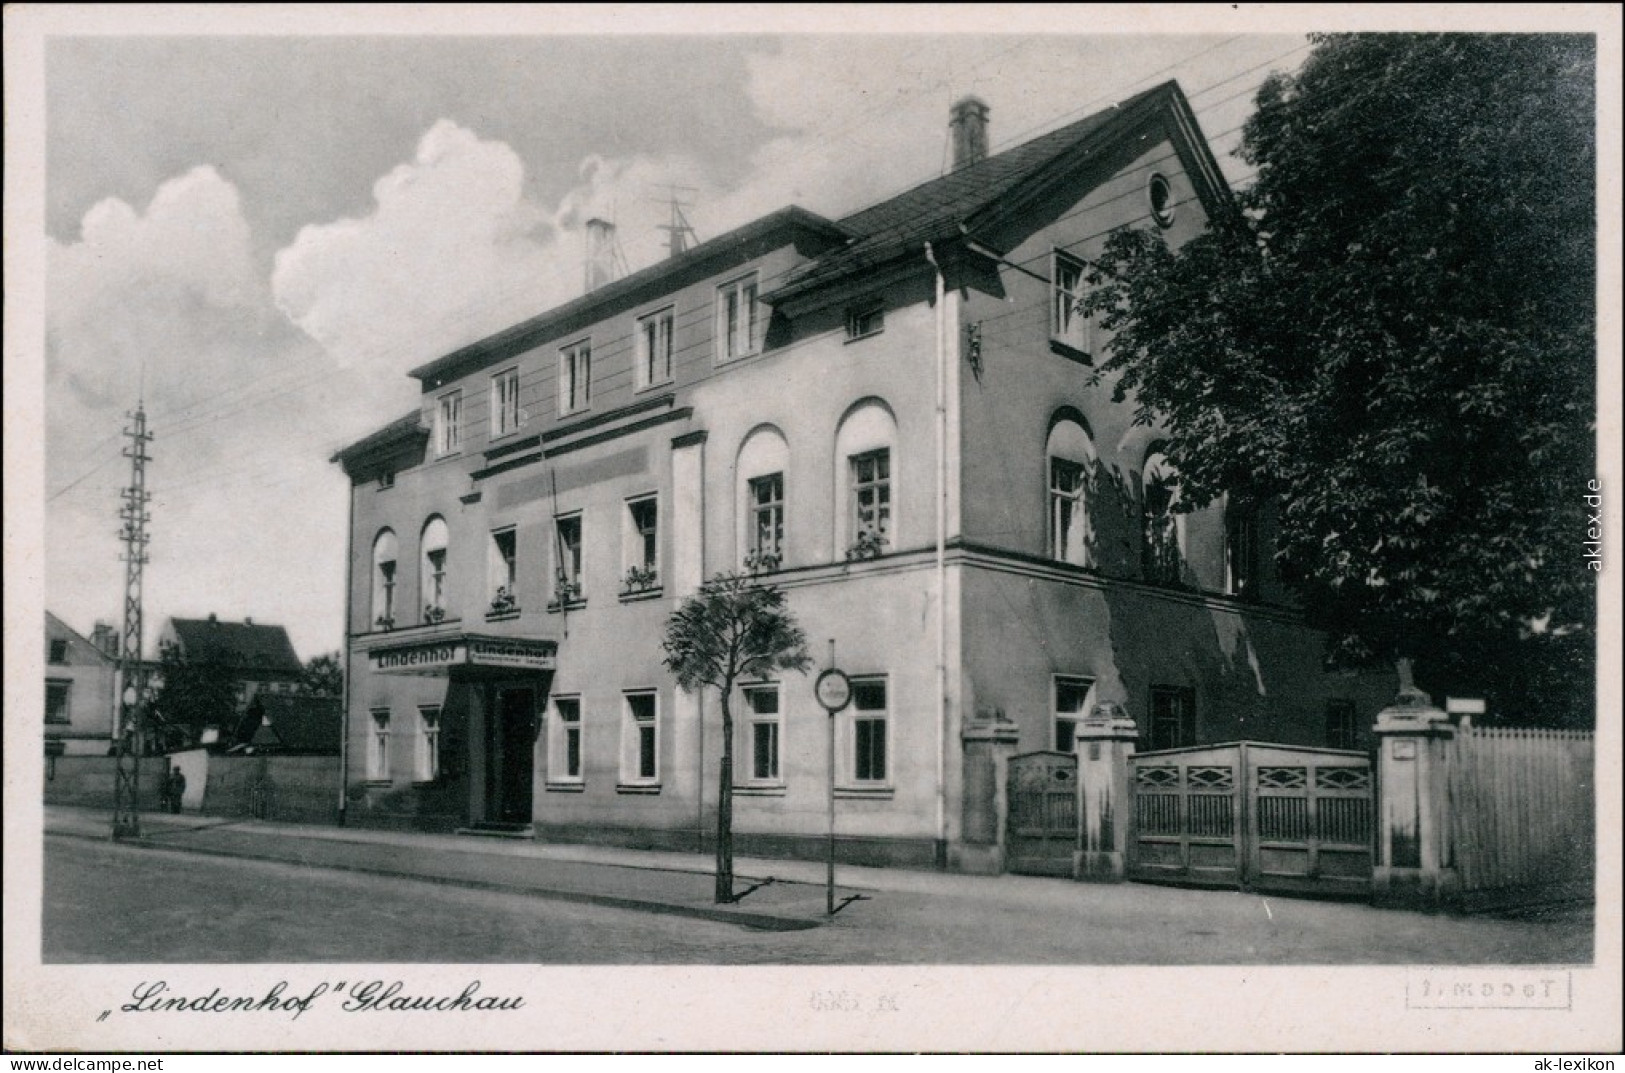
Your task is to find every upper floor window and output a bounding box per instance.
[1051,250,1092,357]
[834,399,898,560]
[1325,700,1358,751]
[488,527,517,613]
[421,516,449,622]
[622,495,659,592]
[559,340,592,416]
[637,307,675,390]
[46,681,71,724]
[1149,686,1195,751]
[48,638,69,664]
[1054,676,1095,752]
[1047,418,1097,567]
[371,529,399,630]
[436,391,462,455]
[1225,502,1260,599]
[737,425,789,573]
[1142,452,1184,586]
[717,274,760,362]
[491,367,522,438]
[553,512,583,605]
[846,302,884,341]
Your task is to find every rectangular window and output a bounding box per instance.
[416,705,441,782]
[1051,250,1090,355]
[1049,457,1088,565]
[623,495,659,589]
[436,391,462,455]
[637,307,674,389]
[489,528,517,612]
[1226,507,1260,598]
[748,472,784,566]
[48,638,69,664]
[846,303,884,341]
[368,709,391,780]
[851,449,892,548]
[491,367,522,438]
[46,681,71,725]
[717,274,760,362]
[559,340,592,415]
[1325,700,1359,751]
[550,696,583,782]
[742,684,781,782]
[1053,676,1094,752]
[554,513,583,604]
[622,691,658,784]
[1149,686,1196,751]
[848,677,888,784]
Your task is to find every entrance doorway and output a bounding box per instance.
[485,685,536,824]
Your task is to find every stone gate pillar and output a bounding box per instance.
[1074,701,1138,882]
[954,709,1019,875]
[1372,665,1458,908]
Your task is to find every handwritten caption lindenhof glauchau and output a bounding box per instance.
[114,980,524,1020]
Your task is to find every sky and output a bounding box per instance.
[20,8,1556,662]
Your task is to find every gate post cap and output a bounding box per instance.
[1078,701,1138,740]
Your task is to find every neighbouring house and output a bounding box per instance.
[330,83,1394,865]
[44,612,120,757]
[230,694,344,756]
[153,614,306,746]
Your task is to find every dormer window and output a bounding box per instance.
[717,274,761,362]
[559,340,592,416]
[491,367,523,438]
[436,391,462,456]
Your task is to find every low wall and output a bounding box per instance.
[204,756,341,824]
[44,756,164,811]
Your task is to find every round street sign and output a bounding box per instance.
[814,668,852,713]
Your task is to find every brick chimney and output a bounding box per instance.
[90,621,118,658]
[950,96,990,171]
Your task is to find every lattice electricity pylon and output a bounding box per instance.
[653,185,699,258]
[111,403,152,840]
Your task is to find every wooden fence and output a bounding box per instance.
[1446,725,1594,906]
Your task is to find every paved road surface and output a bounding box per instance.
[43,834,1593,964]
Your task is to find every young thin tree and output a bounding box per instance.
[662,572,811,902]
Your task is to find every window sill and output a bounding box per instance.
[1049,338,1092,364]
[546,599,587,614]
[558,407,592,420]
[734,783,787,797]
[715,349,761,366]
[362,779,393,788]
[545,780,586,793]
[616,782,662,795]
[834,784,895,799]
[634,379,674,395]
[618,586,664,603]
[485,608,522,622]
[843,329,884,345]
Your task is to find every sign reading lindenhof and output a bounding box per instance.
[369,635,557,676]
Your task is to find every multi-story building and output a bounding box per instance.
[44,612,119,757]
[332,82,1393,865]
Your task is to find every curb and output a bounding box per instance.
[46,828,825,933]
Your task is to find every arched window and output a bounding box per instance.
[1046,417,1096,567]
[1142,452,1184,585]
[421,516,449,622]
[737,425,789,572]
[833,399,897,560]
[371,529,399,630]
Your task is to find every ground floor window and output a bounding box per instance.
[46,680,71,725]
[416,705,441,782]
[1148,686,1195,751]
[549,695,582,783]
[621,691,658,785]
[1053,676,1094,752]
[368,708,391,780]
[1325,700,1358,751]
[843,676,888,786]
[741,683,781,782]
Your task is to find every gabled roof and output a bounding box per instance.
[767,80,1227,303]
[235,694,342,755]
[167,618,303,677]
[46,611,116,665]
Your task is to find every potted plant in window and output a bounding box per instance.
[622,564,660,594]
[744,548,782,575]
[487,586,517,615]
[423,604,447,625]
[845,527,888,561]
[550,573,582,610]
[374,614,395,632]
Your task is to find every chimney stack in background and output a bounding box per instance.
[91,621,118,658]
[950,96,990,171]
[584,218,619,293]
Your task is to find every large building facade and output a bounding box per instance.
[332,83,1394,866]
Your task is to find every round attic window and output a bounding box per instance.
[1148,173,1175,228]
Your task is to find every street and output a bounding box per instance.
[43,832,1593,965]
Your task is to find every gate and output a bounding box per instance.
[1006,751,1078,877]
[1128,742,1373,896]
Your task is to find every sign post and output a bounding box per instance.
[813,641,852,917]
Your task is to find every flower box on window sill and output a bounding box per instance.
[844,530,890,562]
[618,586,664,604]
[373,617,397,632]
[743,550,782,575]
[615,782,661,795]
[544,780,586,794]
[423,605,448,625]
[546,598,587,614]
[485,608,522,622]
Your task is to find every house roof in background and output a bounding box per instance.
[167,618,303,676]
[236,694,343,755]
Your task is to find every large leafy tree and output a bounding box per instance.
[299,651,344,697]
[1087,34,1595,722]
[149,641,240,749]
[663,573,811,902]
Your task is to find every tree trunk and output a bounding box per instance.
[715,688,734,903]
